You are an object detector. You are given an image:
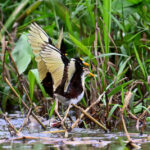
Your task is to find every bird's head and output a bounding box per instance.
[74,57,95,77]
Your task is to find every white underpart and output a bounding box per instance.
[81,72,85,90]
[55,73,85,105]
[69,91,84,105]
[55,91,84,105]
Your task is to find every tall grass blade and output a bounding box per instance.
[103,0,111,56]
[0,0,30,40]
[28,71,36,101]
[108,104,120,119]
[68,33,93,58]
[108,80,133,97]
[49,99,56,118]
[133,44,146,78]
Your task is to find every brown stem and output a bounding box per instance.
[4,77,46,130]
[71,92,105,130]
[72,103,107,132]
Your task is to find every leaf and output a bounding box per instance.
[108,104,120,119]
[12,33,33,74]
[1,86,10,111]
[127,30,144,42]
[81,97,87,107]
[103,0,111,56]
[146,117,150,122]
[93,53,129,59]
[127,0,143,4]
[28,71,36,101]
[85,0,95,28]
[49,99,56,118]
[0,0,30,40]
[116,57,131,83]
[29,69,47,97]
[68,33,93,58]
[45,0,80,31]
[133,44,146,78]
[65,12,73,35]
[108,80,133,97]
[83,120,88,129]
[111,15,125,31]
[134,103,142,113]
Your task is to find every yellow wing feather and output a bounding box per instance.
[28,23,49,81]
[40,45,65,90]
[28,23,65,90]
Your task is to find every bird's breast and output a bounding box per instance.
[54,91,84,105]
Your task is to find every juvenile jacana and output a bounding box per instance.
[28,23,94,121]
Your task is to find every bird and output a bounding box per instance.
[28,23,94,118]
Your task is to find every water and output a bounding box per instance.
[0,112,150,150]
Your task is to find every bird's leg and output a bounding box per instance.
[54,99,68,137]
[62,103,72,123]
[54,99,63,121]
[55,99,65,126]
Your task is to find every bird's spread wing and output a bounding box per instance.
[40,44,67,90]
[28,23,50,56]
[28,23,69,91]
[28,23,49,81]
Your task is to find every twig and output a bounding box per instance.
[71,92,105,130]
[18,107,32,132]
[120,91,133,142]
[0,22,13,41]
[127,110,138,120]
[1,36,6,78]
[54,99,68,137]
[7,47,33,106]
[42,130,65,134]
[72,104,107,132]
[120,111,131,141]
[1,136,66,144]
[55,109,68,137]
[63,103,72,122]
[2,113,22,136]
[138,105,150,120]
[4,76,46,130]
[136,105,150,131]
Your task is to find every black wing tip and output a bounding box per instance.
[48,38,52,45]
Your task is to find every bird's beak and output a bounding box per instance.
[83,62,89,67]
[80,58,94,77]
[80,57,89,67]
[89,72,95,77]
[83,67,95,77]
